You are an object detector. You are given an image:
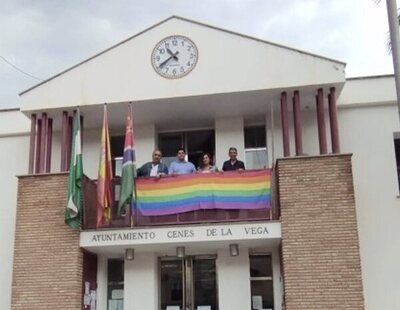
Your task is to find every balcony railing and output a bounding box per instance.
[83,169,278,230]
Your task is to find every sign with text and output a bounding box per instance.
[80,222,281,248]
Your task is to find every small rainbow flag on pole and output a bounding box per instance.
[135,170,271,216]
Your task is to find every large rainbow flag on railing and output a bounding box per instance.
[136,170,271,216]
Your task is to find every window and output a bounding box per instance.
[249,254,274,310]
[394,133,400,190]
[107,136,124,217]
[111,135,124,177]
[159,133,184,167]
[245,126,268,169]
[159,130,215,168]
[108,259,124,310]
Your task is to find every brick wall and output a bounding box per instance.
[11,173,83,310]
[277,154,364,310]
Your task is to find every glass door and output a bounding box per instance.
[160,259,184,310]
[192,257,218,310]
[160,256,218,310]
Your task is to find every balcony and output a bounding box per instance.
[83,169,277,230]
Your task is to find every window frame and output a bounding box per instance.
[249,252,274,310]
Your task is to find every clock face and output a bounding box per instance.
[151,35,198,79]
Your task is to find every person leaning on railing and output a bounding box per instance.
[197,152,218,173]
[168,148,196,175]
[222,147,245,171]
[137,149,168,177]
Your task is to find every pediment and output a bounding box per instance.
[20,16,346,112]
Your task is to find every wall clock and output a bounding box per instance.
[151,35,199,79]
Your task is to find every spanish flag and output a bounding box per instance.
[97,104,113,227]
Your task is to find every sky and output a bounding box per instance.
[0,0,394,108]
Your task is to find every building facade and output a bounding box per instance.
[1,16,399,310]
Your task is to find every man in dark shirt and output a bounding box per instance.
[222,147,245,171]
[137,149,169,177]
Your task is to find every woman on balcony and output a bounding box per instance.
[198,153,218,173]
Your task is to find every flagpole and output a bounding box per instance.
[130,102,138,228]
[386,0,400,124]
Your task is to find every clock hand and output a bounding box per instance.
[166,48,174,56]
[158,56,174,69]
[167,48,179,60]
[158,51,180,69]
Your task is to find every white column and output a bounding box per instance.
[215,117,245,169]
[266,111,276,167]
[124,252,158,310]
[96,255,108,310]
[217,247,251,310]
[272,248,283,310]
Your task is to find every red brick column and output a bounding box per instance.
[277,154,364,310]
[12,173,83,310]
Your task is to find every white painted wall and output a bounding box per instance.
[124,253,158,310]
[82,129,102,179]
[0,109,30,136]
[217,247,252,310]
[50,131,62,173]
[0,111,30,310]
[339,76,396,106]
[215,117,245,169]
[0,135,30,310]
[339,103,400,310]
[135,123,156,168]
[267,109,324,165]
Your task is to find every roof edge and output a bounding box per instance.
[173,16,347,66]
[0,107,20,112]
[346,74,394,81]
[19,16,176,96]
[19,15,347,96]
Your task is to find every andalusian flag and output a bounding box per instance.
[118,104,136,215]
[97,104,113,227]
[65,109,83,229]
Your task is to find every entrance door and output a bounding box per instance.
[160,256,218,310]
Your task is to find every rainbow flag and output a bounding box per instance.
[97,104,113,227]
[136,170,271,216]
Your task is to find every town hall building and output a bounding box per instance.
[0,16,399,310]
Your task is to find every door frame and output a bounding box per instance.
[158,255,218,310]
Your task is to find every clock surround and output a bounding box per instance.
[151,35,199,79]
